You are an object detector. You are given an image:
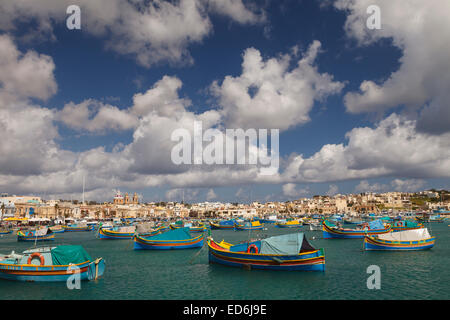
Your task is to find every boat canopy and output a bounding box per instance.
[116,226,136,233]
[136,223,154,234]
[146,227,192,240]
[377,228,431,241]
[51,245,93,265]
[34,227,51,236]
[260,233,315,255]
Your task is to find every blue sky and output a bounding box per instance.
[0,0,449,203]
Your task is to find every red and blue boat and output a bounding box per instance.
[0,245,105,282]
[208,232,325,271]
[322,219,391,239]
[364,228,435,251]
[98,226,136,239]
[134,227,204,250]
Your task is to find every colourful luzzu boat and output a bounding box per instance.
[133,227,204,250]
[234,220,264,231]
[275,220,302,228]
[210,220,236,230]
[17,228,55,242]
[63,223,93,232]
[98,226,136,239]
[208,232,325,271]
[322,219,391,239]
[364,228,435,251]
[391,220,424,232]
[0,245,105,282]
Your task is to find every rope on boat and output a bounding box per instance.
[188,230,207,265]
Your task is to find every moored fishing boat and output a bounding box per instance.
[322,219,391,239]
[17,227,54,242]
[63,223,93,232]
[134,227,204,250]
[0,245,105,282]
[234,220,264,231]
[169,221,206,232]
[210,220,236,230]
[207,232,325,271]
[98,226,136,239]
[275,219,302,228]
[364,228,435,251]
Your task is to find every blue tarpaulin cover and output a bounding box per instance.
[259,233,304,255]
[368,219,384,230]
[145,227,192,240]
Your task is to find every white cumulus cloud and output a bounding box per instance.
[212,41,345,130]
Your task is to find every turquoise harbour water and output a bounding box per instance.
[0,223,449,300]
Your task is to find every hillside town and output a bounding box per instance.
[1,189,449,222]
